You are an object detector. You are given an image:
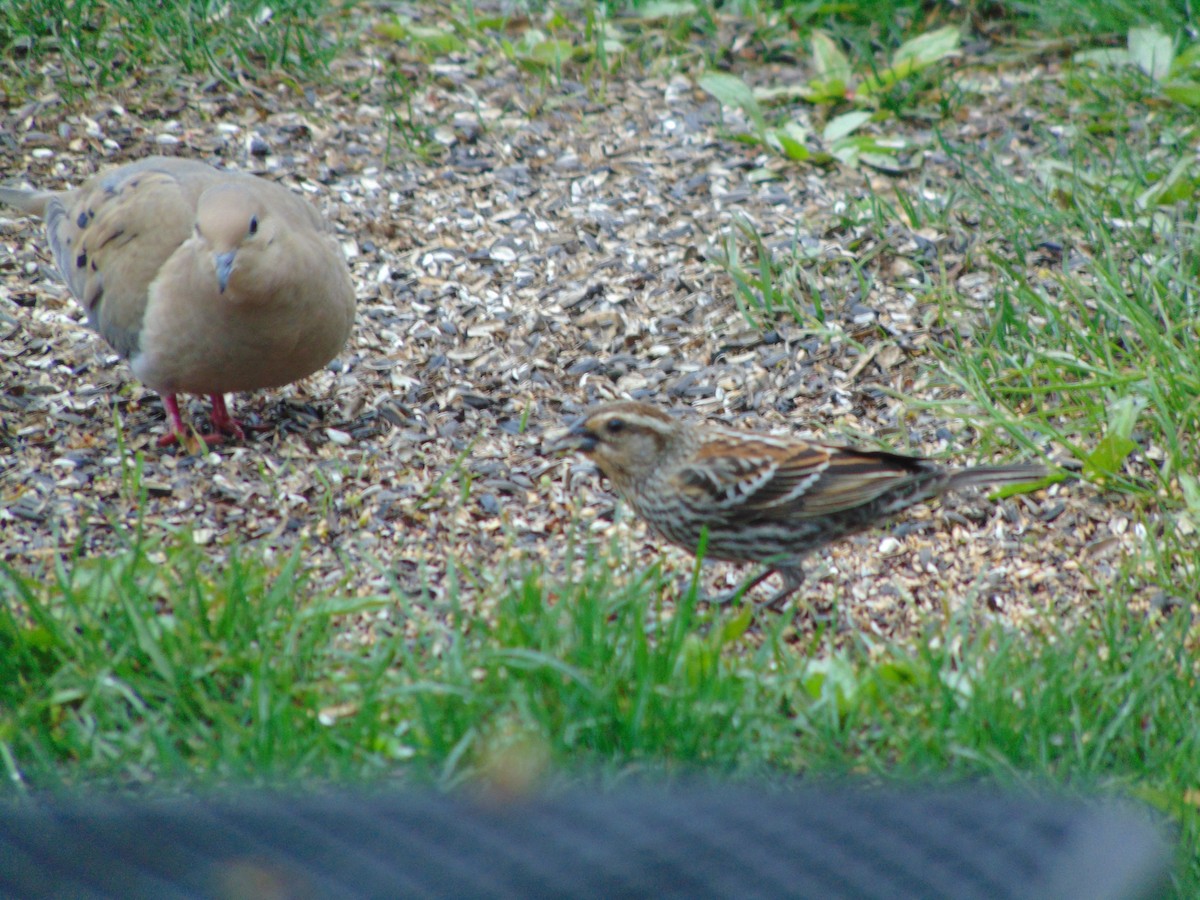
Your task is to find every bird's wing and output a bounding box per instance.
[786,445,935,516]
[675,436,933,519]
[47,166,199,358]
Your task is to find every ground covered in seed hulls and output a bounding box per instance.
[0,9,1156,643]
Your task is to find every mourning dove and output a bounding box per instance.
[1,155,356,446]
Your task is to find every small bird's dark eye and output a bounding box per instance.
[248,215,259,235]
[605,417,625,435]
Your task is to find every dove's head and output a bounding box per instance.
[196,185,273,294]
[550,400,690,490]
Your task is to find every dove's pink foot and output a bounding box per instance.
[156,393,193,447]
[207,393,247,441]
[156,393,244,448]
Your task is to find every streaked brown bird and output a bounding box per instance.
[552,400,1046,609]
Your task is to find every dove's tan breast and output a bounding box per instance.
[133,223,354,396]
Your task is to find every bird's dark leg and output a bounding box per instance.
[708,566,780,606]
[683,566,808,610]
[762,567,806,611]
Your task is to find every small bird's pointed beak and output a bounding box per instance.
[546,420,598,454]
[214,250,236,293]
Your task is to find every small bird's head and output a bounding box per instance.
[195,185,271,294]
[551,400,688,489]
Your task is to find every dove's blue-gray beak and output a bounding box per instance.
[214,251,236,293]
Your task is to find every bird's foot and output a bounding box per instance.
[156,393,211,450]
[156,428,231,450]
[678,567,794,609]
[706,582,757,606]
[760,568,807,612]
[207,393,246,441]
[155,393,249,449]
[712,568,807,612]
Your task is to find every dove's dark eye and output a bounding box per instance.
[248,216,259,235]
[605,417,626,435]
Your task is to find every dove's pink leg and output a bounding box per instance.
[207,393,246,441]
[156,394,191,447]
[156,393,244,447]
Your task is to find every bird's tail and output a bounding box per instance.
[947,463,1048,491]
[0,186,53,217]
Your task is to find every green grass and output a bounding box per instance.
[998,0,1193,37]
[700,0,1191,41]
[2,529,1197,888]
[931,70,1200,495]
[0,530,776,789]
[1,535,343,789]
[0,0,348,93]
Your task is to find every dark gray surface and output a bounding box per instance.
[0,784,1172,899]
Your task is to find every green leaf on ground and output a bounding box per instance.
[699,71,767,135]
